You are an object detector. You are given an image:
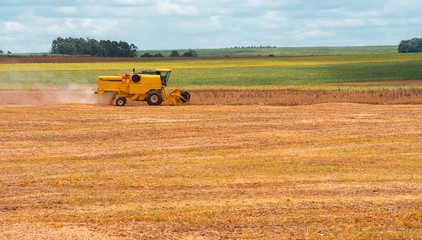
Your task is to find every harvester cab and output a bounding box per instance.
[156,70,170,87]
[95,68,190,106]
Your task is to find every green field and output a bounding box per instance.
[1,52,422,90]
[1,46,398,58]
[138,46,398,57]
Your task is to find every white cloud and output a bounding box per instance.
[346,10,380,18]
[240,11,289,32]
[260,11,288,29]
[0,21,27,34]
[368,18,388,27]
[55,6,79,15]
[178,16,223,34]
[305,18,365,29]
[293,29,336,40]
[155,0,198,16]
[112,0,143,5]
[382,0,422,14]
[1,0,422,52]
[406,17,422,25]
[209,16,222,28]
[51,18,121,37]
[229,0,297,9]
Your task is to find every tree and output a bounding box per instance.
[142,53,163,57]
[50,37,63,54]
[60,42,76,55]
[116,41,131,57]
[181,49,198,57]
[129,44,138,57]
[398,38,422,53]
[99,40,113,57]
[0,50,3,54]
[87,38,102,56]
[141,53,153,57]
[74,38,88,55]
[169,50,180,57]
[50,37,138,57]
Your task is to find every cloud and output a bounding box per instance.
[229,0,297,9]
[155,0,198,16]
[58,18,120,36]
[1,0,422,52]
[55,6,79,15]
[293,29,336,40]
[0,21,27,34]
[258,11,289,29]
[304,18,366,29]
[111,0,143,5]
[368,18,388,27]
[177,16,223,34]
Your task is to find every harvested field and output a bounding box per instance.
[324,79,422,86]
[190,89,422,105]
[0,103,421,239]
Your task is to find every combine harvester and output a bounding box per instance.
[95,68,190,106]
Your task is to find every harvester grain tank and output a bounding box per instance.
[95,68,190,106]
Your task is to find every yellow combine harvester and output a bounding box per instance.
[95,68,190,106]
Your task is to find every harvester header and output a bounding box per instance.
[95,68,190,106]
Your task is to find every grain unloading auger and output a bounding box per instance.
[95,68,190,106]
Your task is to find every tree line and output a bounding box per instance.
[398,38,422,53]
[50,37,138,57]
[229,46,276,49]
[141,49,198,58]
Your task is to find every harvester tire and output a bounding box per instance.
[116,97,126,106]
[146,90,163,106]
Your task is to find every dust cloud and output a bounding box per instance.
[0,88,115,106]
[0,61,116,105]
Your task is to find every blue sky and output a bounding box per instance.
[1,0,421,53]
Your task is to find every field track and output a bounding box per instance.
[1,103,421,239]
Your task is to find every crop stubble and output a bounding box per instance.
[0,103,421,239]
[1,88,422,106]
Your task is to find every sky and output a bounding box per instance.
[1,0,422,53]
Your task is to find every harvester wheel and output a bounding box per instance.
[146,90,163,106]
[116,97,126,106]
